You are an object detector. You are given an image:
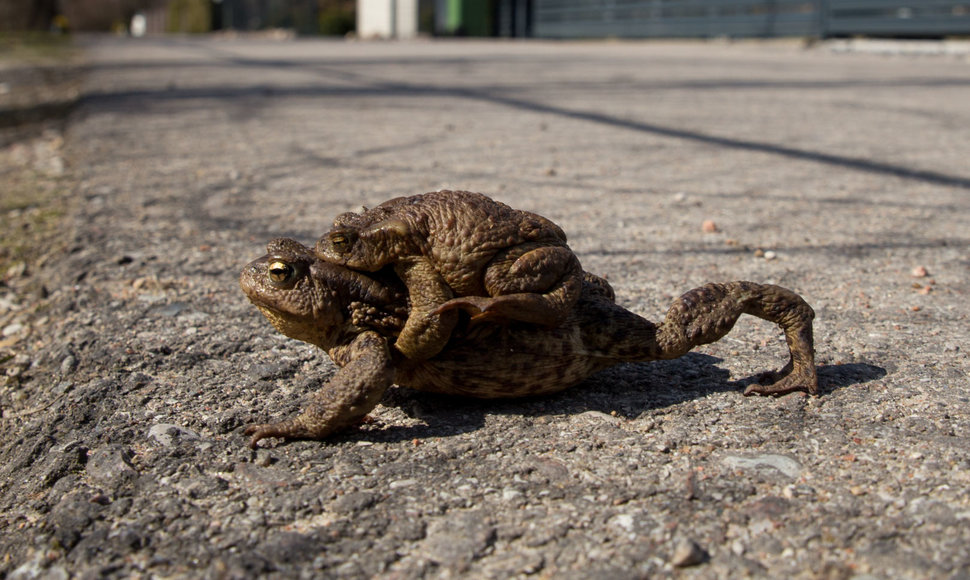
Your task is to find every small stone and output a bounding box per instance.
[763,250,777,260]
[701,219,718,233]
[911,266,929,277]
[148,423,200,447]
[46,155,66,175]
[254,449,274,467]
[60,354,78,375]
[86,445,138,489]
[4,354,31,378]
[573,410,621,425]
[10,558,68,580]
[6,262,27,279]
[156,302,188,317]
[782,484,816,499]
[610,513,635,533]
[250,362,287,381]
[421,511,496,569]
[671,538,709,567]
[723,454,802,479]
[332,491,377,514]
[2,323,24,337]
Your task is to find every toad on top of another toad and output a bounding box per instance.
[241,238,818,448]
[314,190,584,361]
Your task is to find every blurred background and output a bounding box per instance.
[2,0,969,40]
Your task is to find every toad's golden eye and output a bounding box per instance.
[330,232,351,252]
[268,261,295,284]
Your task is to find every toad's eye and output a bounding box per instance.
[268,261,295,284]
[329,232,352,252]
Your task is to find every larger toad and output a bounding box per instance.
[241,239,817,447]
[314,190,583,360]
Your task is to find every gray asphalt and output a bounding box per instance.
[3,35,970,578]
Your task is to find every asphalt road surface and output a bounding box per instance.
[2,36,969,578]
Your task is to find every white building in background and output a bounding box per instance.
[358,0,419,38]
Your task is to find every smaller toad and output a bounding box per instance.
[315,190,583,360]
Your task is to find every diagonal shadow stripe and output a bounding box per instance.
[293,54,970,191]
[466,90,970,190]
[88,41,970,191]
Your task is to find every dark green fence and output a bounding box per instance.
[531,0,970,38]
[824,0,970,36]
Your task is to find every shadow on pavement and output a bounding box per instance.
[327,356,887,444]
[77,39,970,191]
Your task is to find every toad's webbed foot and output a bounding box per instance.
[245,420,332,449]
[447,244,584,326]
[245,413,378,448]
[433,295,491,317]
[744,360,819,396]
[434,292,573,326]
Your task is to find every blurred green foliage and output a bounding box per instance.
[167,0,210,33]
[0,32,74,62]
[318,4,355,36]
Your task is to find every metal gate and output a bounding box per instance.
[531,0,970,38]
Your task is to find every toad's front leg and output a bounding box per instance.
[245,331,395,447]
[392,257,458,360]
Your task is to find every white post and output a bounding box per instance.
[358,0,419,38]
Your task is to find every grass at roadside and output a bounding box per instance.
[0,32,75,60]
[1,34,82,346]
[1,33,83,135]
[0,146,69,284]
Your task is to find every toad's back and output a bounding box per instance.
[372,190,568,292]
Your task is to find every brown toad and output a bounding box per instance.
[241,239,817,447]
[314,190,583,360]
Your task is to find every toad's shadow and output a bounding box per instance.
[344,354,887,444]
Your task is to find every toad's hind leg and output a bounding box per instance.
[656,281,817,396]
[436,244,584,326]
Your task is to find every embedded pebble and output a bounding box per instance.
[610,513,635,533]
[671,538,709,567]
[2,323,24,337]
[723,454,802,479]
[148,424,200,447]
[86,445,139,489]
[59,355,77,375]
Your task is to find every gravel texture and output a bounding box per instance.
[1,36,969,579]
